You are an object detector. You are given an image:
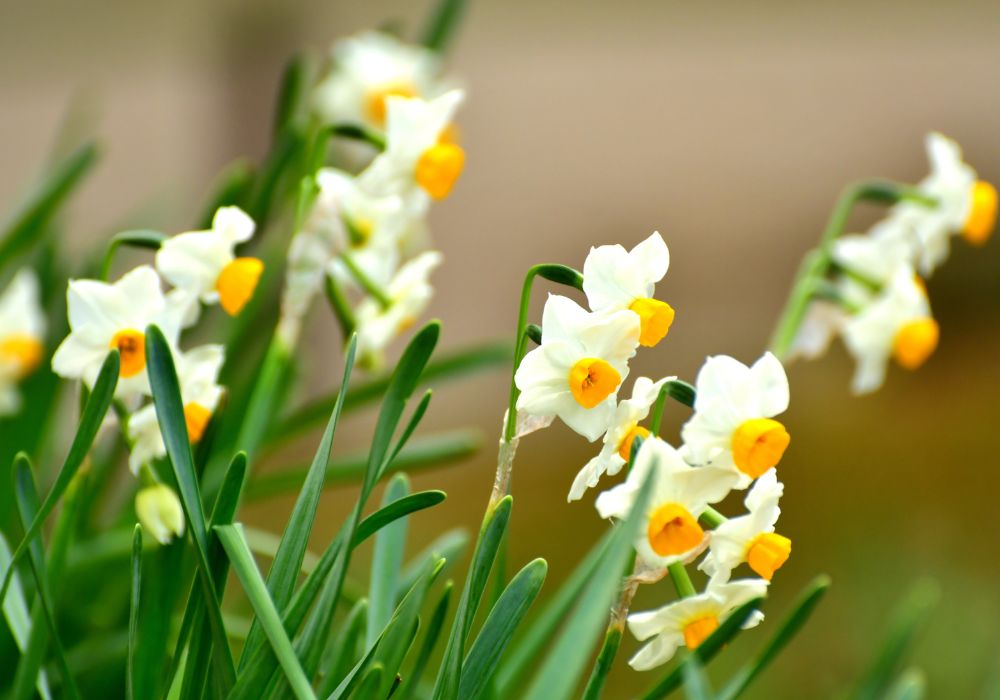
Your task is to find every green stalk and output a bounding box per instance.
[338,252,392,309]
[667,562,696,599]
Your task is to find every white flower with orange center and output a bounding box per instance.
[126,344,225,474]
[313,31,446,131]
[626,579,768,671]
[155,206,263,317]
[596,437,736,568]
[360,90,465,203]
[699,469,791,584]
[135,482,186,545]
[52,266,180,401]
[582,232,674,347]
[842,264,938,394]
[681,352,791,489]
[514,294,640,441]
[0,269,46,415]
[567,376,671,501]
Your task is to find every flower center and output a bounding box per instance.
[568,358,621,409]
[617,424,650,461]
[216,257,264,316]
[109,329,146,378]
[892,318,939,370]
[731,418,790,479]
[628,298,675,347]
[646,503,704,557]
[415,143,465,200]
[184,402,212,444]
[364,82,418,125]
[962,180,998,246]
[346,216,375,248]
[746,532,792,581]
[683,616,719,650]
[0,334,43,378]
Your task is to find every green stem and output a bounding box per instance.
[699,507,726,529]
[330,124,386,151]
[649,380,697,436]
[339,253,392,310]
[581,625,623,700]
[324,274,357,339]
[667,562,696,599]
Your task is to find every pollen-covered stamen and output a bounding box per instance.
[731,418,790,479]
[683,615,719,650]
[568,358,621,409]
[892,317,939,370]
[184,402,212,443]
[109,329,146,378]
[216,257,264,316]
[646,503,704,556]
[0,334,43,378]
[628,298,675,347]
[962,181,998,246]
[617,425,650,461]
[746,532,792,581]
[364,83,417,125]
[415,143,465,200]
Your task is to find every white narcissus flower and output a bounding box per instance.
[699,469,790,584]
[596,437,736,568]
[135,483,185,545]
[0,269,46,415]
[842,265,937,395]
[568,376,671,501]
[626,579,768,671]
[52,266,180,401]
[313,31,446,131]
[155,206,263,317]
[360,91,465,203]
[787,300,845,362]
[126,345,225,474]
[514,294,640,441]
[582,232,674,347]
[681,352,791,489]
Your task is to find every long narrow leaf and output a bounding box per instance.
[126,526,141,700]
[682,655,715,700]
[0,534,52,700]
[367,473,410,646]
[322,598,368,693]
[398,581,453,700]
[354,489,446,547]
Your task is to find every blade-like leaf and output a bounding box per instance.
[323,598,368,693]
[126,526,142,700]
[885,668,926,700]
[396,529,468,601]
[459,558,547,700]
[398,581,452,700]
[0,534,52,700]
[682,654,715,700]
[367,473,410,646]
[354,490,447,547]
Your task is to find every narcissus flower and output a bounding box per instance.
[842,265,938,394]
[52,266,180,401]
[626,579,768,670]
[515,294,640,441]
[313,31,446,131]
[0,269,46,415]
[135,483,185,545]
[568,376,670,501]
[596,437,736,568]
[582,232,674,347]
[700,469,790,584]
[360,91,465,202]
[126,344,225,473]
[155,206,263,316]
[681,352,791,489]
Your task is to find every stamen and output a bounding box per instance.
[646,503,704,556]
[568,358,621,409]
[731,418,790,478]
[216,257,264,316]
[109,329,146,378]
[892,318,939,370]
[628,298,675,347]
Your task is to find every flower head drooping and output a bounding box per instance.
[700,469,790,584]
[52,266,180,401]
[0,270,46,415]
[155,206,263,317]
[568,376,671,501]
[135,482,186,546]
[596,437,736,568]
[360,91,465,203]
[626,579,768,671]
[842,264,938,394]
[126,344,225,474]
[681,352,791,489]
[313,31,447,131]
[515,294,640,441]
[582,232,674,347]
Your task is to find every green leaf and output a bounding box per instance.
[682,655,715,700]
[273,53,312,136]
[99,229,166,280]
[0,349,118,610]
[197,158,255,229]
[384,391,432,477]
[885,668,926,700]
[396,529,468,600]
[126,526,142,700]
[354,489,447,547]
[717,575,831,699]
[216,524,318,700]
[323,598,368,693]
[368,473,411,646]
[397,581,452,700]
[353,664,385,698]
[420,0,471,52]
[0,534,52,700]
[460,558,547,700]
[431,495,513,700]
[145,324,236,689]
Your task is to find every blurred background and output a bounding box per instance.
[3,0,1000,696]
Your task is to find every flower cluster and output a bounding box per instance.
[793,132,997,393]
[513,234,793,670]
[51,205,264,543]
[0,269,46,416]
[279,31,464,368]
